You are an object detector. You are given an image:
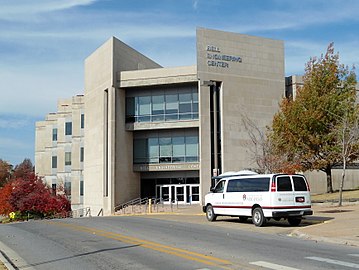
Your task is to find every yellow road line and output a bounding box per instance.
[46,221,249,269]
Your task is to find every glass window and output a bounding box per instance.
[277,176,293,191]
[148,138,159,163]
[293,176,308,191]
[52,128,58,141]
[172,136,185,162]
[134,139,147,164]
[192,91,199,119]
[81,114,85,129]
[213,180,225,193]
[159,137,172,163]
[65,152,72,166]
[52,156,57,169]
[179,93,192,112]
[65,122,72,136]
[192,91,198,103]
[80,147,84,162]
[126,97,135,116]
[165,94,178,120]
[185,136,198,162]
[64,182,71,196]
[152,95,164,121]
[227,178,270,192]
[80,180,84,196]
[52,184,56,195]
[138,96,151,115]
[179,93,192,120]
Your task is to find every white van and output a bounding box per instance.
[203,171,313,226]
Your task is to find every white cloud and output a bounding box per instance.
[0,64,83,117]
[0,0,97,21]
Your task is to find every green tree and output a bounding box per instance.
[270,43,357,193]
[0,159,12,187]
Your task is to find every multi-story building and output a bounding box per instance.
[35,95,85,210]
[36,28,285,214]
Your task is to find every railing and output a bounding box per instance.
[115,197,180,215]
[71,207,91,218]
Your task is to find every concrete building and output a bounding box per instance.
[36,28,285,214]
[35,95,85,210]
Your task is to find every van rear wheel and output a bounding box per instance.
[206,205,217,222]
[252,207,266,227]
[288,217,302,226]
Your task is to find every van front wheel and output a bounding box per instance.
[252,207,266,227]
[206,205,217,222]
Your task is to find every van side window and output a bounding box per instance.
[213,180,225,193]
[293,176,308,191]
[227,178,270,192]
[277,176,292,191]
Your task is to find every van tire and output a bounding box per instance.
[252,207,266,227]
[206,205,217,222]
[288,217,301,226]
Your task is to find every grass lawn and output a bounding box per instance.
[311,189,359,202]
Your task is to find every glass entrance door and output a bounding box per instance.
[156,184,200,204]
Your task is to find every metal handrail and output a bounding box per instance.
[114,197,149,212]
[71,207,91,218]
[114,197,180,215]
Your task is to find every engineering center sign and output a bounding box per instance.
[206,45,242,68]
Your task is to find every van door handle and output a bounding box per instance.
[223,194,225,199]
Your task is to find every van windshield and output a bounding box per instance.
[227,177,270,192]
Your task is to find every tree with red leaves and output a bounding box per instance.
[12,158,34,179]
[0,171,71,219]
[0,182,14,215]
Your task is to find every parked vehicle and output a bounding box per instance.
[203,171,313,226]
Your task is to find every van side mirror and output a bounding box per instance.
[210,187,215,193]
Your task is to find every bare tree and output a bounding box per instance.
[241,114,301,174]
[333,108,359,206]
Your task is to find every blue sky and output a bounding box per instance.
[0,0,358,166]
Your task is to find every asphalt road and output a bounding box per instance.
[0,216,358,270]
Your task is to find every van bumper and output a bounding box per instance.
[272,210,313,218]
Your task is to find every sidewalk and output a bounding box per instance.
[291,202,359,247]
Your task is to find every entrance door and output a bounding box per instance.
[160,186,170,202]
[176,186,185,203]
[157,184,200,204]
[190,185,200,203]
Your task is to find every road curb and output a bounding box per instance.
[0,250,17,270]
[289,229,359,247]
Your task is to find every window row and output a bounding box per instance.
[126,90,198,123]
[52,114,84,141]
[134,135,199,164]
[51,147,84,168]
[52,180,83,197]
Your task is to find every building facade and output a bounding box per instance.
[36,28,285,214]
[35,95,85,210]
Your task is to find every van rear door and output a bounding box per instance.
[273,175,295,208]
[292,175,311,206]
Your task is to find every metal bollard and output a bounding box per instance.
[148,199,152,214]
